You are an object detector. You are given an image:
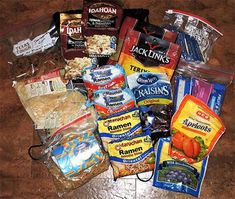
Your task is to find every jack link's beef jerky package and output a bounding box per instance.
[108,17,177,64]
[42,111,109,196]
[60,12,98,80]
[163,9,223,62]
[5,16,64,81]
[83,0,123,57]
[118,30,181,79]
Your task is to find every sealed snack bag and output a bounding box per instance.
[107,132,155,180]
[98,108,142,150]
[83,0,123,57]
[153,138,208,197]
[163,9,223,61]
[128,73,172,139]
[169,95,225,164]
[83,64,127,98]
[118,30,181,79]
[173,61,234,113]
[108,16,177,64]
[42,111,109,196]
[93,88,136,118]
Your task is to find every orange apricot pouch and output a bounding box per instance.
[169,95,225,164]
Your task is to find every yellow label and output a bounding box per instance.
[118,53,174,79]
[138,98,172,106]
[108,135,152,160]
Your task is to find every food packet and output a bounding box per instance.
[42,112,109,196]
[128,73,173,140]
[153,137,208,197]
[92,88,136,118]
[108,17,177,64]
[14,69,95,131]
[169,95,225,164]
[107,132,155,180]
[3,16,64,81]
[83,0,123,57]
[163,9,223,62]
[82,64,127,99]
[98,108,142,150]
[118,30,181,79]
[173,61,234,113]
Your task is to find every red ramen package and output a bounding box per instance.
[118,30,181,79]
[82,64,127,99]
[92,88,136,118]
[107,131,155,180]
[153,137,208,197]
[128,72,173,140]
[170,95,225,164]
[108,16,177,64]
[42,112,109,196]
[83,0,123,57]
[163,9,223,61]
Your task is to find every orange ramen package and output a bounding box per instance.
[118,30,181,79]
[169,95,225,164]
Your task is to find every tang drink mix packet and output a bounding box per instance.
[153,138,208,197]
[98,108,142,150]
[118,30,181,79]
[107,132,155,180]
[169,95,225,164]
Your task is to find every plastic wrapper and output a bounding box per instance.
[127,73,173,140]
[163,9,223,62]
[3,16,65,81]
[42,111,109,196]
[170,95,225,164]
[173,61,234,113]
[153,137,208,197]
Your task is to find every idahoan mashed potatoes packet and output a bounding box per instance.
[107,132,155,180]
[169,95,225,164]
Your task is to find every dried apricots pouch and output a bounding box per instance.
[169,95,225,164]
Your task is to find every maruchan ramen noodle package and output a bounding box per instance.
[107,132,155,180]
[118,30,181,79]
[42,112,109,196]
[92,88,136,118]
[163,9,223,62]
[153,138,208,197]
[169,95,225,164]
[128,73,172,139]
[82,64,127,98]
[98,108,142,150]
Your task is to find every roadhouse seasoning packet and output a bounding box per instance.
[107,132,155,180]
[98,108,142,150]
[153,138,208,197]
[169,95,225,164]
[118,30,181,79]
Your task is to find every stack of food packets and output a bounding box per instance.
[6,0,234,197]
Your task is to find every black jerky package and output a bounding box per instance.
[108,16,177,64]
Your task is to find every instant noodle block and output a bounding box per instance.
[107,132,155,180]
[169,95,225,164]
[118,30,181,79]
[153,138,208,197]
[98,108,142,150]
[93,88,136,118]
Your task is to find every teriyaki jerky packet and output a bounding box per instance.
[163,9,223,62]
[128,73,173,140]
[5,16,64,81]
[42,112,109,196]
[83,0,123,57]
[153,137,208,197]
[173,61,234,114]
[60,12,97,80]
[170,95,225,164]
[118,30,181,79]
[108,16,177,64]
